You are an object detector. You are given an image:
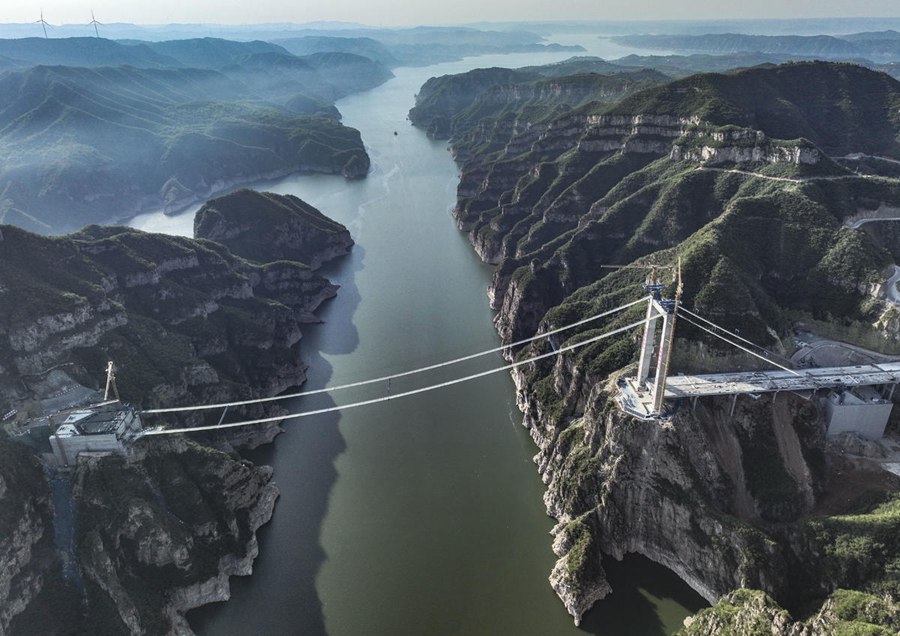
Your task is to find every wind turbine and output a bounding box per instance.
[88,10,103,38]
[34,10,51,39]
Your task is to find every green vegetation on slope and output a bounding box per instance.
[73,442,273,633]
[601,62,900,157]
[0,64,370,233]
[412,58,900,632]
[194,189,352,266]
[410,65,667,141]
[680,587,900,636]
[0,219,335,406]
[0,36,396,234]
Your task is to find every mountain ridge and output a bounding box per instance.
[0,62,371,234]
[410,59,900,629]
[612,32,900,62]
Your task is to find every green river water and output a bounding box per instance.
[131,38,706,636]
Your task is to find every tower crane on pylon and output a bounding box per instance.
[601,261,681,299]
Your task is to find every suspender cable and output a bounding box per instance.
[139,315,657,436]
[140,296,650,415]
[678,314,800,376]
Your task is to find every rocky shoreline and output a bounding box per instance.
[101,161,369,232]
[411,60,900,629]
[71,439,281,635]
[0,190,354,634]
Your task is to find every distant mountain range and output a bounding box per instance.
[0,36,183,68]
[274,28,585,66]
[274,36,400,68]
[0,25,584,66]
[0,37,396,233]
[612,31,900,62]
[6,24,900,235]
[0,28,591,234]
[0,36,392,100]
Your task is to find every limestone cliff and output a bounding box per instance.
[0,433,56,636]
[0,220,340,435]
[510,340,827,623]
[0,190,353,634]
[409,67,665,142]
[680,588,900,635]
[194,189,354,268]
[412,59,900,629]
[71,437,278,635]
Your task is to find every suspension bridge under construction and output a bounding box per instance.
[47,274,900,464]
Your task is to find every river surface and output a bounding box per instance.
[132,37,705,636]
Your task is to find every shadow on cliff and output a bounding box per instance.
[186,248,364,635]
[578,554,707,635]
[185,383,345,636]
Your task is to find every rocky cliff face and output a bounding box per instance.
[194,189,354,268]
[0,190,353,634]
[0,219,341,428]
[671,128,822,165]
[680,588,900,635]
[72,438,279,635]
[0,434,56,636]
[510,344,830,623]
[409,70,664,142]
[412,60,900,629]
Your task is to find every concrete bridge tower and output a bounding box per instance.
[619,260,682,418]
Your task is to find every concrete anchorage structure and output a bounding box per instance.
[49,402,143,466]
[821,386,894,440]
[47,360,143,466]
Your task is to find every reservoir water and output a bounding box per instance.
[132,38,705,635]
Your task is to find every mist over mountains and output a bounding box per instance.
[0,26,590,233]
[5,19,900,235]
[0,37,390,233]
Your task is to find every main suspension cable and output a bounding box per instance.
[140,296,650,415]
[140,315,656,436]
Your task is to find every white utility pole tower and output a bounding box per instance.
[103,360,120,402]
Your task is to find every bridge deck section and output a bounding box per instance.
[665,361,900,399]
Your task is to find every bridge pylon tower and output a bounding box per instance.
[606,260,682,418]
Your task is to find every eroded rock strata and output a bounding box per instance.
[73,438,279,635]
[0,433,57,636]
[412,60,900,627]
[0,191,351,634]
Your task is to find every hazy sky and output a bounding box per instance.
[4,0,899,27]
